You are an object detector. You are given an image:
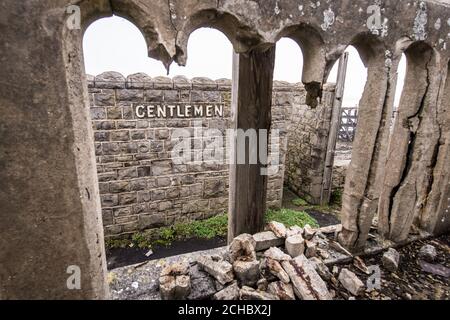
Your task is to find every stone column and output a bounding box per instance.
[378,44,444,242]
[0,2,108,299]
[228,46,276,241]
[338,51,397,252]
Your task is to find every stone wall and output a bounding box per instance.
[89,72,323,238]
[284,85,336,204]
[88,72,336,238]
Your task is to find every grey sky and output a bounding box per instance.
[83,16,406,108]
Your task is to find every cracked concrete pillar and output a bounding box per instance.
[378,44,444,243]
[0,1,108,299]
[228,46,276,242]
[338,50,397,252]
[417,61,450,236]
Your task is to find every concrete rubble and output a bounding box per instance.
[159,261,191,300]
[338,268,365,296]
[126,222,418,300]
[418,244,437,262]
[213,281,240,300]
[266,257,291,283]
[268,221,287,238]
[197,255,234,285]
[382,248,400,272]
[282,255,332,300]
[239,286,280,300]
[267,281,295,300]
[157,222,343,300]
[303,224,316,240]
[285,234,305,258]
[253,231,285,251]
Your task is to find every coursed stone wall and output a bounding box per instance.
[284,85,336,204]
[88,72,335,238]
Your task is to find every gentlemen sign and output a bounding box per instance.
[135,104,224,119]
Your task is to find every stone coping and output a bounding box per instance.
[86,71,336,92]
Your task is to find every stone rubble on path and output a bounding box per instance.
[418,244,437,262]
[338,268,365,296]
[159,261,191,300]
[158,221,406,300]
[382,248,400,272]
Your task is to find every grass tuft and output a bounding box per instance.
[292,197,309,207]
[265,208,319,228]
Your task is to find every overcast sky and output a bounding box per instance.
[83,16,406,108]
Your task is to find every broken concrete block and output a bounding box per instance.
[175,275,191,299]
[197,255,234,285]
[268,221,287,238]
[187,264,216,300]
[159,275,176,300]
[233,259,260,286]
[382,248,400,272]
[266,257,290,284]
[229,233,256,263]
[213,281,240,300]
[419,244,437,262]
[259,258,278,282]
[268,281,295,300]
[159,261,192,300]
[159,274,191,300]
[264,247,291,261]
[338,268,365,296]
[160,261,190,276]
[309,257,332,281]
[281,255,332,300]
[253,231,284,251]
[285,234,305,258]
[286,226,303,238]
[317,224,342,235]
[305,240,317,258]
[303,224,315,240]
[239,286,280,300]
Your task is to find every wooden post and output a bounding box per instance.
[321,53,349,205]
[228,46,276,242]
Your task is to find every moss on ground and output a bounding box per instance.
[105,208,318,250]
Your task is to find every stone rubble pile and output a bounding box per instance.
[157,222,406,300]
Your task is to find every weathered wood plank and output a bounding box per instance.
[228,46,276,242]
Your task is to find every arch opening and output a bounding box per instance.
[83,16,238,269]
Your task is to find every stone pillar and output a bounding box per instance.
[378,44,444,242]
[338,51,397,252]
[416,61,450,236]
[228,46,276,242]
[0,2,108,299]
